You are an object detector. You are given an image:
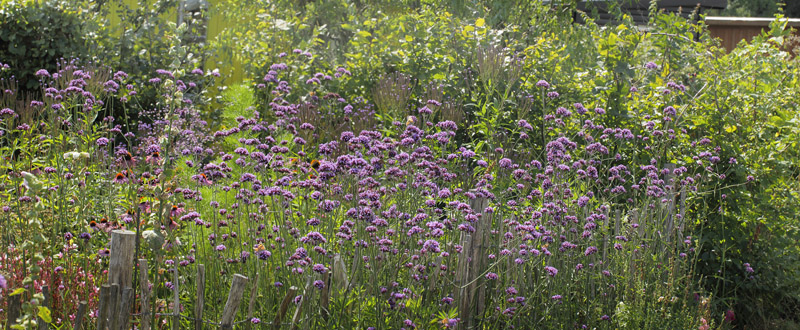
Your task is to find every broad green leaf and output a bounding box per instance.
[10,288,26,296]
[38,307,52,324]
[475,18,485,27]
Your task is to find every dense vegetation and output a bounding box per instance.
[1,0,799,329]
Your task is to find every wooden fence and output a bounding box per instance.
[3,230,291,330]
[4,176,688,330]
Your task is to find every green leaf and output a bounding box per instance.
[10,288,26,296]
[38,306,52,324]
[475,18,485,27]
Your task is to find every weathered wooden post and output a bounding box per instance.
[74,301,88,330]
[678,185,687,240]
[427,256,442,300]
[602,210,611,264]
[172,268,180,330]
[245,272,260,330]
[348,249,360,293]
[37,285,51,330]
[290,279,311,330]
[109,229,135,329]
[629,210,640,297]
[96,284,111,330]
[455,234,472,330]
[332,254,349,299]
[194,264,205,330]
[109,230,136,288]
[109,283,119,330]
[320,272,330,321]
[665,164,677,243]
[219,274,249,330]
[273,286,298,330]
[6,294,21,330]
[139,259,152,330]
[469,196,490,329]
[117,287,133,330]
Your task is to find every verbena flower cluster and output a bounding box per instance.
[0,52,741,329]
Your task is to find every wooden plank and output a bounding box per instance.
[578,0,725,11]
[273,286,298,330]
[219,274,249,330]
[139,259,151,330]
[705,16,800,27]
[195,264,205,330]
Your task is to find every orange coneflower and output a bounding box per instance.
[120,151,133,162]
[193,172,212,185]
[170,205,184,218]
[145,151,161,164]
[113,172,128,184]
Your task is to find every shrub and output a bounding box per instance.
[0,0,89,93]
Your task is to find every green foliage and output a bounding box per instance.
[686,18,800,326]
[214,8,800,326]
[90,0,205,76]
[220,83,256,126]
[1,0,800,328]
[0,0,89,92]
[84,0,219,122]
